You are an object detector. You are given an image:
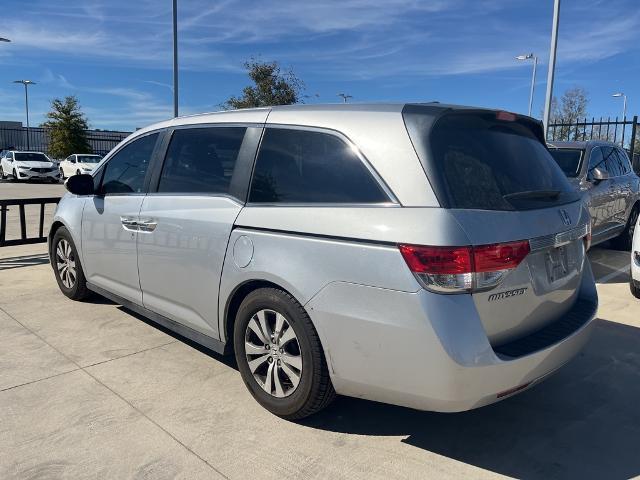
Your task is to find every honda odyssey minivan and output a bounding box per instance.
[50,104,597,419]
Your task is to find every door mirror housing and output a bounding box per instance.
[65,174,95,195]
[590,167,609,183]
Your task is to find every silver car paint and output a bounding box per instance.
[50,103,598,413]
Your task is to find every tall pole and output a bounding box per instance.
[528,56,538,117]
[172,0,179,117]
[24,83,30,150]
[543,0,561,138]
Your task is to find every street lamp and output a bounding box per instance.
[337,93,352,103]
[13,80,36,150]
[543,0,561,138]
[172,0,179,117]
[516,53,538,117]
[612,92,627,120]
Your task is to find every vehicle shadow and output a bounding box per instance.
[301,319,640,480]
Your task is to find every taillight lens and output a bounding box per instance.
[399,240,530,294]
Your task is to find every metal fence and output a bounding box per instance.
[0,197,60,247]
[0,126,131,158]
[548,115,639,170]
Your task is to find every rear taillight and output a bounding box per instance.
[398,240,530,294]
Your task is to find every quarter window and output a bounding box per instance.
[99,132,159,194]
[249,128,388,204]
[158,127,246,195]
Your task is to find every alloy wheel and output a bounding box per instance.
[244,309,303,398]
[55,239,77,289]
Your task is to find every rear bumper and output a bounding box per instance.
[307,260,597,412]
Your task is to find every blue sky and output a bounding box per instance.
[1,0,639,131]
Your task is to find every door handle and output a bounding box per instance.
[120,216,139,232]
[137,218,157,233]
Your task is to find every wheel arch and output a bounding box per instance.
[222,279,305,353]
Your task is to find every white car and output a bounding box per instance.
[0,150,60,182]
[631,213,640,298]
[59,154,103,179]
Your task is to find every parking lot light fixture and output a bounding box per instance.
[516,53,538,117]
[13,80,36,150]
[612,93,627,120]
[0,37,10,42]
[337,93,353,103]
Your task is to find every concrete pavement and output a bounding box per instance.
[0,241,639,479]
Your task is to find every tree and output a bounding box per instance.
[223,59,304,109]
[42,96,91,158]
[547,87,589,141]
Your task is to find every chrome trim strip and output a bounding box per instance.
[529,222,589,251]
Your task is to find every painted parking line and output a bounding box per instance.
[594,264,630,283]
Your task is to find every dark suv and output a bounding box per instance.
[549,141,640,249]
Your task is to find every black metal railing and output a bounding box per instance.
[0,126,131,157]
[548,115,638,170]
[0,197,60,247]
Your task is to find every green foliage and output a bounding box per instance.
[548,86,589,141]
[42,96,91,158]
[223,59,304,109]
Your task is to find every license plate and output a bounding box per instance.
[545,246,569,282]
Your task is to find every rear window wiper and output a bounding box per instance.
[503,190,562,201]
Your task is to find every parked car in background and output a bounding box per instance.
[548,141,640,249]
[0,150,60,182]
[50,104,597,419]
[59,153,103,179]
[631,214,640,298]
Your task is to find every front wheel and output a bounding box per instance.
[51,227,91,301]
[631,280,640,299]
[60,168,65,179]
[11,169,18,182]
[234,288,335,420]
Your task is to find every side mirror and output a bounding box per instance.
[590,167,609,182]
[65,174,95,195]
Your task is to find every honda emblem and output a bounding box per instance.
[559,209,571,226]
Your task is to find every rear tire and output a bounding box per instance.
[612,206,639,251]
[51,227,91,301]
[234,288,335,420]
[631,280,640,299]
[0,166,5,179]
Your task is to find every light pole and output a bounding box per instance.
[13,80,36,150]
[543,0,561,138]
[612,92,627,120]
[516,53,538,117]
[613,92,627,146]
[172,0,179,117]
[337,93,352,103]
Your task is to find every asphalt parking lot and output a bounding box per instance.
[0,183,639,479]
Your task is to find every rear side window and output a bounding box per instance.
[615,148,632,175]
[423,112,578,210]
[99,132,158,194]
[549,149,583,177]
[249,128,388,204]
[158,127,246,195]
[602,147,623,177]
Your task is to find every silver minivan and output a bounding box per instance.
[50,104,597,419]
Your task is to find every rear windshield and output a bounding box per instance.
[14,152,50,163]
[420,112,578,210]
[548,148,583,177]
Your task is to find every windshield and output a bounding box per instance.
[14,152,50,163]
[548,148,583,177]
[408,110,579,211]
[77,155,102,163]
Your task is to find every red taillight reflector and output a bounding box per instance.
[398,245,472,275]
[496,110,517,122]
[473,240,530,272]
